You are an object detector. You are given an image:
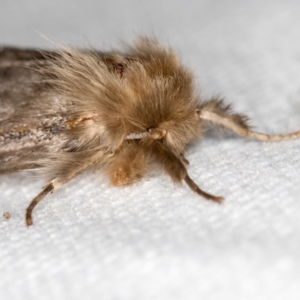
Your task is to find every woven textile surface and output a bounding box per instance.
[1,1,300,299]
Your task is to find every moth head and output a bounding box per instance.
[120,55,202,154]
[46,37,203,153]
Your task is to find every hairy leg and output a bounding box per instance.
[198,97,300,141]
[144,139,223,203]
[25,151,104,226]
[108,141,149,186]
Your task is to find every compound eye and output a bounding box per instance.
[147,128,167,140]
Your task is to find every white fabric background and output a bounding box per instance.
[1,0,300,299]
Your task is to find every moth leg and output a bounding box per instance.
[25,153,101,226]
[198,97,300,141]
[25,183,54,226]
[184,174,223,203]
[25,178,71,227]
[26,172,83,227]
[110,142,148,186]
[146,140,223,203]
[179,153,189,165]
[25,171,86,226]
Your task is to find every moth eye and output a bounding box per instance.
[147,128,166,140]
[102,57,125,78]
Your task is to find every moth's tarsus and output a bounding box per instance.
[25,183,54,226]
[184,174,224,203]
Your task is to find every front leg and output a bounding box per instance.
[198,97,300,141]
[25,150,105,226]
[108,141,149,186]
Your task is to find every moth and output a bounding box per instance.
[1,37,300,226]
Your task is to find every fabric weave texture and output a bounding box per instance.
[1,1,300,299]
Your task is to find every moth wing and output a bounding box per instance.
[0,48,70,173]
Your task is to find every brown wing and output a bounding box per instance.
[0,47,71,174]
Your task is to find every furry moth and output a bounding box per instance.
[1,37,300,226]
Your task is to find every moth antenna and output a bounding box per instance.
[198,97,300,141]
[184,174,224,203]
[26,183,54,226]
